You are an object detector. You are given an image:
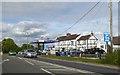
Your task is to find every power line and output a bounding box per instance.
[91,2,104,20]
[53,1,101,39]
[85,2,104,33]
[101,3,109,31]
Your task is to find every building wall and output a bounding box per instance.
[55,34,98,51]
[55,40,77,51]
[113,45,120,51]
[77,36,97,51]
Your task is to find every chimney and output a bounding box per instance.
[66,33,71,36]
[91,32,93,35]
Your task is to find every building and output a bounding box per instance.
[77,33,98,51]
[55,33,80,51]
[113,36,120,51]
[55,33,98,52]
[96,36,120,53]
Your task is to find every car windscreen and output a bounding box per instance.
[27,50,36,52]
[9,51,16,52]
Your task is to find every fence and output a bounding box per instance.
[80,54,106,58]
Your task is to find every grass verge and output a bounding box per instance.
[42,50,120,67]
[42,55,101,64]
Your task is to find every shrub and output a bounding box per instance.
[101,50,120,66]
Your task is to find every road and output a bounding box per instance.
[35,57,119,75]
[2,54,93,75]
[1,54,119,75]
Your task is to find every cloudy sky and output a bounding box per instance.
[1,0,119,46]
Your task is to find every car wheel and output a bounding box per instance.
[24,55,26,58]
[35,56,37,58]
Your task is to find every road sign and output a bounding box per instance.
[104,32,110,42]
[44,40,58,43]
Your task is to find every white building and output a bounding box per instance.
[55,33,98,52]
[55,33,80,51]
[77,33,98,51]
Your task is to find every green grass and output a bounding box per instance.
[42,55,101,64]
[101,50,120,66]
[42,50,120,67]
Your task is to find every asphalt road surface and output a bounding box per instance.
[2,54,94,75]
[35,56,119,75]
[1,54,120,75]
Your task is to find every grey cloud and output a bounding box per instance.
[1,21,54,45]
[17,21,49,31]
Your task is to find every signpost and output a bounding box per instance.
[104,32,110,43]
[104,32,110,53]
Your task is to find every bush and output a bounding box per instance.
[101,50,120,66]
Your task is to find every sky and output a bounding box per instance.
[0,0,119,46]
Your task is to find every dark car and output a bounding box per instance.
[36,50,42,55]
[92,48,105,54]
[82,49,91,54]
[83,48,105,54]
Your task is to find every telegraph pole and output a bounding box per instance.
[26,32,29,49]
[110,0,113,53]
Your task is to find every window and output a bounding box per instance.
[81,41,86,45]
[71,41,74,45]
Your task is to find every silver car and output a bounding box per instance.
[23,49,37,58]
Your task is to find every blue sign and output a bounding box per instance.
[104,32,110,42]
[44,40,58,43]
[44,45,48,50]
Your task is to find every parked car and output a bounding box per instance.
[56,50,61,56]
[8,50,17,56]
[23,49,37,58]
[36,50,42,55]
[18,50,24,55]
[82,48,105,54]
[92,48,105,54]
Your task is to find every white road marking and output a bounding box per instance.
[24,60,34,65]
[21,58,96,74]
[33,59,95,73]
[3,59,9,62]
[58,65,94,73]
[41,68,55,75]
[18,57,22,60]
[0,59,10,64]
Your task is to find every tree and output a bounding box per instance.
[21,44,35,50]
[2,38,20,53]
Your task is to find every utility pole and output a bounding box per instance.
[26,32,29,49]
[110,0,113,53]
